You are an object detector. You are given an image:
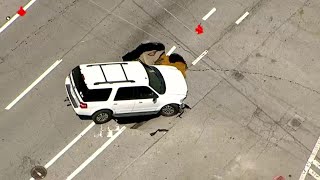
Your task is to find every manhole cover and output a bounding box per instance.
[232,71,244,81]
[30,166,47,179]
[290,118,301,127]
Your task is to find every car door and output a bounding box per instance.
[112,87,136,114]
[131,86,160,113]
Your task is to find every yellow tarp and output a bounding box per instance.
[155,54,187,78]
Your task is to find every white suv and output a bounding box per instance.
[65,61,187,124]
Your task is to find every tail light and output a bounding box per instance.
[81,74,85,80]
[80,102,87,109]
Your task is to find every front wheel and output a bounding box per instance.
[92,110,112,124]
[160,104,179,117]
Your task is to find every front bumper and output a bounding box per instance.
[179,103,186,113]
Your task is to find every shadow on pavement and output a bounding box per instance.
[115,114,160,125]
[77,114,160,125]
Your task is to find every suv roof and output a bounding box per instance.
[79,61,149,89]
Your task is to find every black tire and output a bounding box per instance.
[92,110,112,124]
[160,104,179,117]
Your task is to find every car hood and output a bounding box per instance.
[154,65,188,96]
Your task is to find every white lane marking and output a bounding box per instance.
[66,126,126,180]
[0,14,20,34]
[94,125,105,138]
[235,11,249,25]
[308,169,320,180]
[314,159,320,170]
[166,46,176,56]
[0,0,37,34]
[29,122,96,180]
[192,50,208,65]
[299,136,320,180]
[5,59,62,110]
[202,7,216,21]
[107,126,113,137]
[44,122,95,169]
[24,0,37,10]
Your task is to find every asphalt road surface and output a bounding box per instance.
[0,0,320,179]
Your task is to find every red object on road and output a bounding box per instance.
[17,6,26,16]
[273,176,285,180]
[195,24,203,34]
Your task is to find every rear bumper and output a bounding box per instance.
[65,76,94,116]
[66,84,78,108]
[65,76,81,115]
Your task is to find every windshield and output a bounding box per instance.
[143,64,166,94]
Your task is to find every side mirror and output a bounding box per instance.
[152,94,159,102]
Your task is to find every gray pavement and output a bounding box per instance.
[0,0,319,179]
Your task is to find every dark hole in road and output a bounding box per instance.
[30,166,47,179]
[150,129,169,136]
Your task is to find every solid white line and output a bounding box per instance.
[66,126,126,180]
[166,46,176,56]
[202,8,216,21]
[44,122,95,169]
[235,11,249,25]
[24,0,37,10]
[299,136,320,180]
[0,14,19,34]
[192,50,208,65]
[0,0,37,34]
[5,59,62,110]
[29,122,96,180]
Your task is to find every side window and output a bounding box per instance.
[82,88,112,102]
[135,86,155,99]
[114,87,135,101]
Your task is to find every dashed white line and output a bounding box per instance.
[192,50,208,65]
[202,7,216,21]
[0,0,37,34]
[235,11,249,25]
[29,122,96,180]
[66,126,126,180]
[299,136,320,180]
[5,59,62,110]
[166,46,176,56]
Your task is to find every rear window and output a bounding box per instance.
[82,89,112,102]
[72,66,112,102]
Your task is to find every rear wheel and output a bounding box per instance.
[160,104,179,117]
[92,110,112,124]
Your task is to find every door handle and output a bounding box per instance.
[139,102,143,103]
[114,103,118,105]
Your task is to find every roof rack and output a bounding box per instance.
[94,80,135,85]
[86,62,128,67]
[91,63,135,85]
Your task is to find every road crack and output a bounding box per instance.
[150,129,169,136]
